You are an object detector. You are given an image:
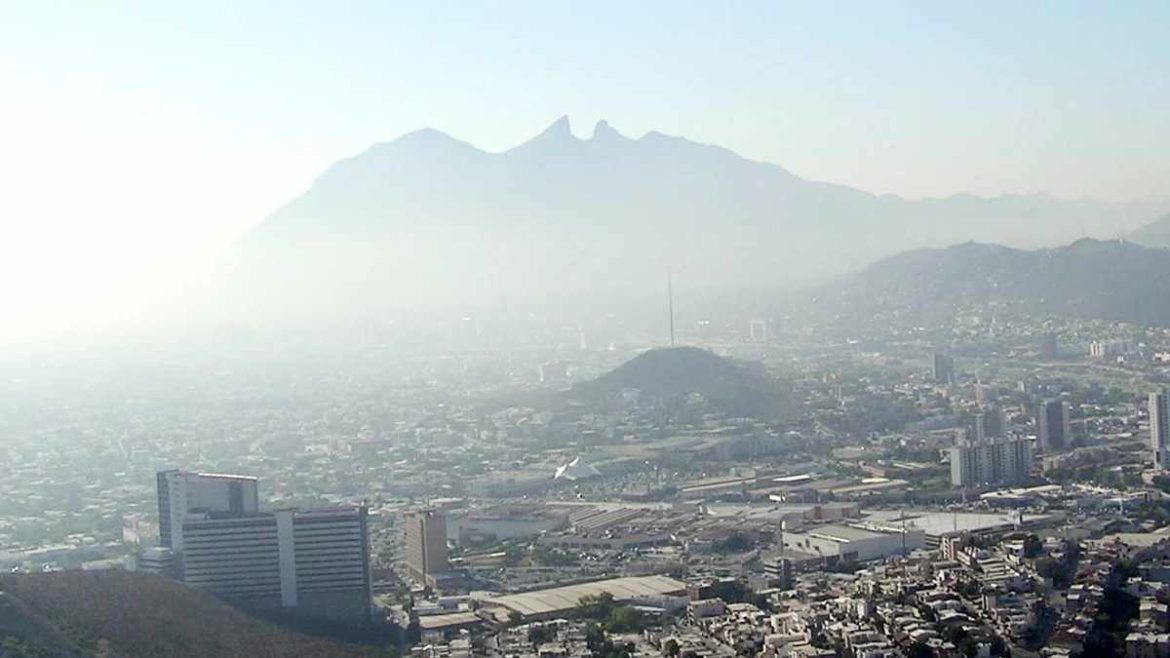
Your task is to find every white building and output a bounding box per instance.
[781,524,925,562]
[181,506,371,622]
[950,436,1034,487]
[156,469,259,552]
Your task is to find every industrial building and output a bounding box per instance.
[779,524,925,563]
[477,575,687,621]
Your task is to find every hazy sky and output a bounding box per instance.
[1,1,1168,336]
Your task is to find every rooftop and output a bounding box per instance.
[481,575,686,618]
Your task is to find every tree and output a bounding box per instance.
[528,624,555,645]
[577,592,617,620]
[664,639,680,657]
[507,610,524,627]
[713,532,752,554]
[584,622,606,652]
[606,606,642,633]
[405,618,421,645]
[1022,534,1043,559]
[907,640,933,658]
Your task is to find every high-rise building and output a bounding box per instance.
[950,436,1034,487]
[404,510,448,582]
[749,319,768,343]
[1036,400,1070,452]
[1152,389,1170,470]
[932,353,955,385]
[181,507,371,622]
[973,383,997,408]
[157,470,259,552]
[1040,333,1058,360]
[973,406,1005,442]
[135,546,179,578]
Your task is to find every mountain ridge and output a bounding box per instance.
[821,237,1170,326]
[218,117,1167,323]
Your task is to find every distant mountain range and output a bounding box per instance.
[0,571,377,658]
[1129,213,1170,248]
[568,346,790,420]
[219,117,1166,321]
[822,237,1170,326]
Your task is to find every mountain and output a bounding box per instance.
[568,346,790,420]
[822,238,1170,326]
[220,117,1165,322]
[1129,213,1170,247]
[0,571,379,658]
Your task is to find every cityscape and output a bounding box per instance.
[8,303,1170,657]
[4,3,1170,657]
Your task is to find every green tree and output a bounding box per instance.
[577,592,617,620]
[606,606,642,633]
[1022,534,1043,559]
[663,639,680,657]
[907,641,933,658]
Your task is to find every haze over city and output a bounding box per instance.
[2,1,1170,338]
[6,4,1170,658]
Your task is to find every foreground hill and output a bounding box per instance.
[216,117,1162,323]
[824,238,1170,326]
[568,346,790,420]
[0,571,380,658]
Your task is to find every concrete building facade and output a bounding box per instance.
[405,510,449,582]
[1152,389,1170,470]
[950,436,1034,487]
[181,506,371,622]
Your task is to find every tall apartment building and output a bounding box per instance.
[181,507,371,622]
[1039,333,1059,360]
[1152,389,1170,470]
[932,353,955,385]
[950,436,1034,487]
[404,510,449,583]
[1036,399,1070,453]
[157,470,259,552]
[973,406,1006,442]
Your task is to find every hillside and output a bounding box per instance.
[823,238,1170,326]
[215,117,1164,323]
[568,347,789,420]
[0,571,381,658]
[1130,213,1170,247]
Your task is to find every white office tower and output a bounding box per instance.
[950,436,1034,487]
[156,470,259,552]
[1152,389,1170,470]
[181,507,371,622]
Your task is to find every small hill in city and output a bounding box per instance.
[0,571,380,658]
[824,238,1170,325]
[569,346,789,420]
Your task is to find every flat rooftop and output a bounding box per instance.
[418,612,482,631]
[806,525,886,543]
[483,575,686,618]
[865,510,1057,536]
